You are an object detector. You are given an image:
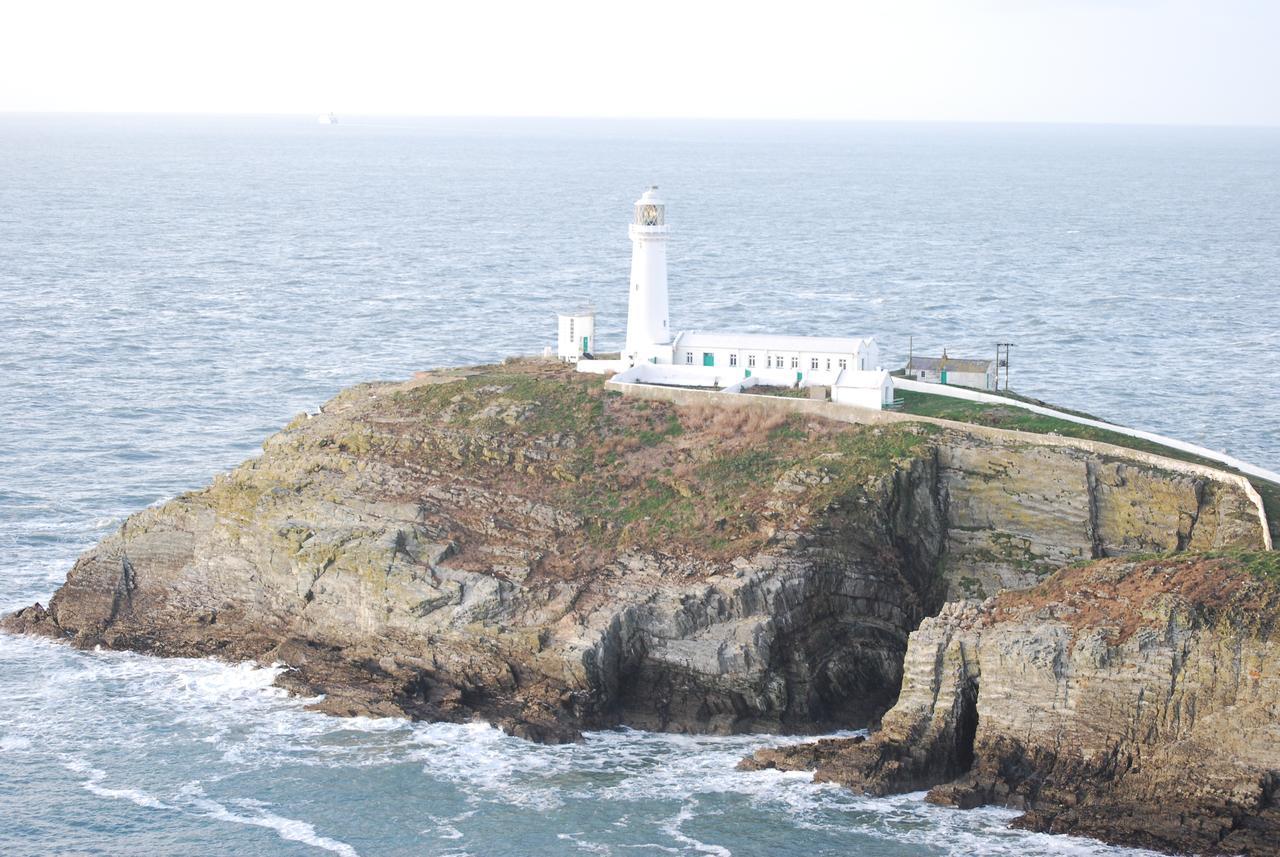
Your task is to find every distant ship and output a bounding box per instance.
[318,112,338,125]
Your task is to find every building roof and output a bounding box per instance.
[673,331,874,353]
[833,368,891,389]
[906,355,992,373]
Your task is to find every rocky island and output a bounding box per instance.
[5,359,1277,854]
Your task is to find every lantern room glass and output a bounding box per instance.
[636,203,664,226]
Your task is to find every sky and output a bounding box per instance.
[2,0,1277,126]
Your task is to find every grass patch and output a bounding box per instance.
[383,362,942,558]
[1230,550,1280,582]
[899,389,1236,472]
[897,388,1279,543]
[979,388,1104,422]
[743,385,809,399]
[1252,479,1280,545]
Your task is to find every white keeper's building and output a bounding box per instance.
[560,187,893,409]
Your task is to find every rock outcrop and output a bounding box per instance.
[2,361,1268,746]
[741,553,1280,855]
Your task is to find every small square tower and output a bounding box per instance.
[557,309,596,362]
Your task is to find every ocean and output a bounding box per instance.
[1,115,1277,856]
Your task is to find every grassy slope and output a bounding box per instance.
[897,388,1280,544]
[381,362,938,559]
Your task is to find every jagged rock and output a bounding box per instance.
[2,361,1267,746]
[742,554,1280,856]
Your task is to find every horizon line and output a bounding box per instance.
[2,111,1279,131]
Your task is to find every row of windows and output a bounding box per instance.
[682,352,852,371]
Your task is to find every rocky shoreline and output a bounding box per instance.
[740,553,1280,855]
[4,359,1276,852]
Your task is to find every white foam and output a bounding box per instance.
[659,801,732,857]
[0,734,32,752]
[63,759,171,811]
[192,795,361,857]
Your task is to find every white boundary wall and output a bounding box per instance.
[576,358,630,375]
[606,375,1275,551]
[894,378,1280,485]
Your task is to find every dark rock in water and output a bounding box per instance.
[742,554,1280,856]
[1,360,1267,763]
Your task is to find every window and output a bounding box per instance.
[810,358,819,370]
[568,319,575,341]
[838,359,847,370]
[826,358,831,371]
[766,356,772,368]
[729,353,738,367]
[747,354,756,368]
[790,356,799,369]
[685,352,693,365]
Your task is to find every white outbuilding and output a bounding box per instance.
[832,368,895,409]
[671,332,878,386]
[905,352,994,390]
[556,309,596,362]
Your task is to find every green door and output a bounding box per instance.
[796,371,802,383]
[703,353,714,367]
[582,336,589,353]
[940,368,949,384]
[744,369,752,379]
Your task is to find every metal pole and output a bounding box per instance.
[995,343,1013,391]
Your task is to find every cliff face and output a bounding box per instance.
[741,554,1280,856]
[2,361,1267,743]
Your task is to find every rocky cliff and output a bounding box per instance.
[741,553,1280,855]
[2,360,1268,745]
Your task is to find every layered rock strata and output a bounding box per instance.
[3,361,1267,744]
[741,554,1280,856]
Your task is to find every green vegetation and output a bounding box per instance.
[897,388,1280,542]
[1230,550,1280,582]
[1094,549,1280,585]
[373,362,1277,558]
[570,409,938,554]
[386,364,926,555]
[1253,480,1280,545]
[744,385,809,399]
[390,367,609,436]
[977,388,1104,422]
[637,414,684,447]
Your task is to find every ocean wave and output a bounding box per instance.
[191,794,361,857]
[63,758,172,811]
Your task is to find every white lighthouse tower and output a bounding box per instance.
[624,186,672,365]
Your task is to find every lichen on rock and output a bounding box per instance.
[741,553,1280,855]
[2,360,1268,759]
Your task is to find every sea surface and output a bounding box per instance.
[1,115,1278,856]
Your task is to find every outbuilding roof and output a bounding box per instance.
[833,368,892,389]
[673,331,874,353]
[906,355,992,374]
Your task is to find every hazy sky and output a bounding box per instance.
[3,0,1276,125]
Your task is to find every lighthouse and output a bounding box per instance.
[624,187,672,365]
